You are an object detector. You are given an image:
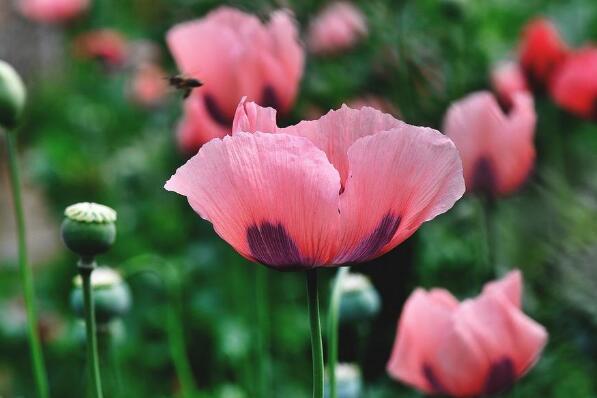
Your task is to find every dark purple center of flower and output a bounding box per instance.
[247,222,302,267]
[343,213,401,262]
[204,94,234,127]
[422,364,448,394]
[472,157,497,197]
[261,85,280,110]
[591,97,597,122]
[483,357,516,395]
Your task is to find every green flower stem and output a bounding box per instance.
[255,266,270,398]
[79,261,104,398]
[327,266,349,398]
[306,269,324,398]
[5,131,50,398]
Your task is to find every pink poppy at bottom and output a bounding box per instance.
[18,0,89,23]
[166,6,304,152]
[443,91,536,197]
[550,47,597,120]
[490,61,529,111]
[387,270,548,397]
[307,1,368,55]
[166,100,465,270]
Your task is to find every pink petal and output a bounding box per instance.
[165,132,342,269]
[232,97,278,133]
[482,270,523,308]
[334,126,464,263]
[387,288,459,394]
[176,94,231,153]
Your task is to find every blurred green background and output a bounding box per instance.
[1,0,597,397]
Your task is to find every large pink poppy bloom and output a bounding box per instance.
[165,100,464,270]
[18,0,89,23]
[490,61,529,111]
[166,7,304,153]
[550,47,597,120]
[307,2,367,55]
[387,270,548,397]
[443,91,536,197]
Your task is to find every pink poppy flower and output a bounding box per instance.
[165,100,464,270]
[443,91,536,197]
[18,0,89,23]
[307,2,367,55]
[550,47,597,120]
[73,29,128,68]
[490,61,529,111]
[166,7,304,153]
[519,18,569,89]
[130,64,168,107]
[387,270,548,397]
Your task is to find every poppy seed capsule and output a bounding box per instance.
[61,202,117,260]
[70,267,131,324]
[338,273,380,324]
[0,60,26,131]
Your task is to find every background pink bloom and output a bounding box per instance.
[387,271,548,397]
[519,18,569,89]
[549,47,597,120]
[130,64,168,107]
[166,7,304,152]
[18,0,89,23]
[307,1,367,55]
[443,91,536,197]
[491,61,529,111]
[73,29,128,68]
[166,101,464,270]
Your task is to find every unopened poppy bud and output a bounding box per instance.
[325,363,362,398]
[0,60,26,131]
[70,267,131,324]
[61,202,117,260]
[339,273,380,324]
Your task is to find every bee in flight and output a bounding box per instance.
[166,75,203,99]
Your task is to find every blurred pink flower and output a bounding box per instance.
[519,18,569,89]
[166,7,304,153]
[387,270,548,397]
[73,29,128,68]
[165,100,464,270]
[490,61,529,111]
[307,2,367,55]
[18,0,89,23]
[130,64,168,107]
[443,91,536,197]
[550,47,597,120]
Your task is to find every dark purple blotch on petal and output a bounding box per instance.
[247,222,302,267]
[343,213,401,262]
[483,357,516,395]
[204,94,234,126]
[261,85,280,110]
[423,364,448,394]
[472,157,497,197]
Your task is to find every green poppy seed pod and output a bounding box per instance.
[0,60,26,131]
[338,273,381,324]
[61,202,117,260]
[325,363,362,398]
[70,267,131,324]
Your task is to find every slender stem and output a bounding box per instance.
[80,263,104,398]
[165,268,199,398]
[306,270,324,398]
[255,266,270,398]
[5,132,50,398]
[327,267,349,398]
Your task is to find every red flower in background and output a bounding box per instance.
[518,18,569,89]
[130,64,168,107]
[491,61,529,111]
[550,47,597,120]
[165,100,464,270]
[166,7,304,153]
[73,29,128,68]
[307,2,367,55]
[387,271,548,397]
[443,91,536,197]
[18,0,89,23]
